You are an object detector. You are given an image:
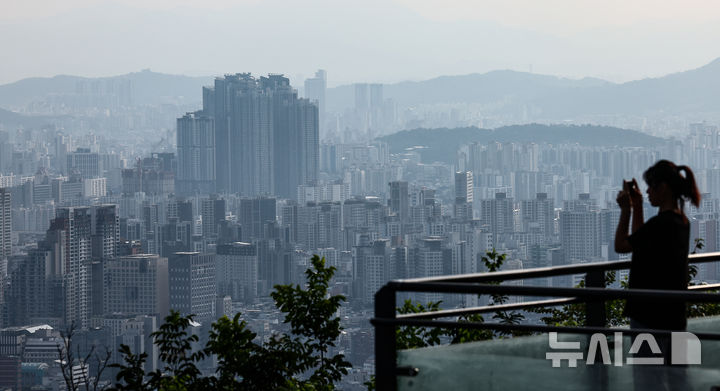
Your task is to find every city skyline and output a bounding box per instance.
[2,2,720,386]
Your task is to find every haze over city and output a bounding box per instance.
[2,0,720,85]
[2,1,720,390]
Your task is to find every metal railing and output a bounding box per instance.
[370,252,720,390]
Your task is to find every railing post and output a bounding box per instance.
[585,270,606,327]
[375,285,397,391]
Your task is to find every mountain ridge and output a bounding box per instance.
[1,57,719,119]
[377,124,666,163]
[0,70,212,108]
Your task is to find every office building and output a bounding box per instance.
[216,242,258,303]
[104,255,169,318]
[67,148,101,179]
[239,197,276,241]
[169,252,216,322]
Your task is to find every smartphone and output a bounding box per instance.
[624,180,636,192]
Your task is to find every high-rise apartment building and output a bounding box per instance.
[91,204,120,261]
[7,246,65,326]
[354,239,393,304]
[304,70,326,136]
[121,154,175,196]
[200,197,225,238]
[203,73,318,198]
[560,194,602,264]
[521,193,555,242]
[414,237,451,303]
[51,207,93,329]
[454,171,474,220]
[294,201,343,250]
[388,181,409,223]
[0,189,10,260]
[38,205,120,329]
[480,192,515,237]
[208,74,274,195]
[176,111,215,195]
[264,75,319,199]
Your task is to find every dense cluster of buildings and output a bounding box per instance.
[2,71,720,389]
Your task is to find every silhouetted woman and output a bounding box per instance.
[615,160,700,391]
[615,160,701,331]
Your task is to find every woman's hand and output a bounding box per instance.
[628,178,643,207]
[617,187,631,210]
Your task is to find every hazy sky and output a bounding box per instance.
[2,0,719,86]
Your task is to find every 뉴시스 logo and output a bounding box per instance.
[545,332,702,367]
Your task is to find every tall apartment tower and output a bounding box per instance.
[415,237,451,304]
[0,188,10,260]
[39,205,121,329]
[521,193,555,242]
[560,194,601,264]
[304,70,326,136]
[169,252,216,322]
[200,197,225,238]
[176,111,215,195]
[480,192,515,237]
[265,75,320,199]
[91,204,120,261]
[202,73,318,199]
[209,73,273,195]
[355,239,393,304]
[51,207,93,329]
[7,246,65,326]
[354,84,369,111]
[454,171,474,220]
[388,181,409,223]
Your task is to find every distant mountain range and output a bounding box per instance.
[0,70,211,108]
[378,124,666,163]
[327,57,720,117]
[1,57,719,120]
[326,72,611,111]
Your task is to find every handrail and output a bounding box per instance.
[386,282,720,301]
[392,251,720,284]
[372,252,720,391]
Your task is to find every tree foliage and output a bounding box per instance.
[395,249,519,350]
[58,324,112,391]
[110,255,350,391]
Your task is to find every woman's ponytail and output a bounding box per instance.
[678,165,701,207]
